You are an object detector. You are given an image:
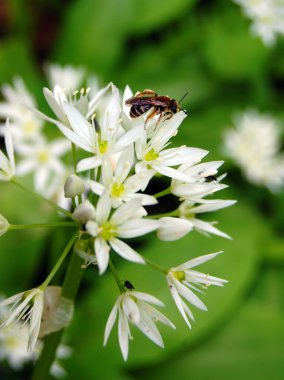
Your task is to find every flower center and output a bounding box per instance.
[23,120,38,134]
[37,150,50,163]
[172,270,185,282]
[99,221,117,240]
[144,148,159,162]
[111,182,125,198]
[99,139,108,154]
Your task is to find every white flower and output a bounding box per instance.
[0,77,43,145]
[223,110,284,191]
[103,290,175,360]
[179,199,236,239]
[87,147,156,208]
[52,85,142,173]
[167,252,227,328]
[0,322,41,369]
[233,0,284,46]
[50,344,72,378]
[16,136,69,194]
[0,215,9,237]
[0,119,15,181]
[135,112,197,182]
[45,62,85,92]
[0,288,44,352]
[85,193,160,274]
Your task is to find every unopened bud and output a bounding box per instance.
[0,215,9,237]
[64,175,85,198]
[72,200,95,224]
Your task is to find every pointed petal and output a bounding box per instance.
[109,238,145,264]
[174,251,223,271]
[95,237,110,274]
[77,156,102,172]
[118,218,160,238]
[111,198,142,225]
[104,301,118,345]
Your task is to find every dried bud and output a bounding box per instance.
[72,200,95,224]
[0,215,9,237]
[64,174,85,198]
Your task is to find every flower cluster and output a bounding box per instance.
[223,110,284,192]
[0,63,235,363]
[233,0,284,46]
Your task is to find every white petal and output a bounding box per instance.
[167,276,192,328]
[192,218,232,239]
[111,198,142,225]
[114,146,134,183]
[189,199,236,214]
[113,126,143,153]
[136,307,164,348]
[109,238,145,264]
[77,156,102,172]
[43,87,68,123]
[103,301,118,345]
[174,251,223,271]
[174,280,207,311]
[95,237,110,274]
[118,309,130,361]
[63,102,94,144]
[4,119,15,173]
[122,294,140,324]
[118,218,160,238]
[86,180,105,195]
[157,217,193,241]
[96,191,111,224]
[152,164,191,182]
[131,291,164,306]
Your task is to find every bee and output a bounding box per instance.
[125,89,188,127]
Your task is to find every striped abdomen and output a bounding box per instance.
[130,104,152,118]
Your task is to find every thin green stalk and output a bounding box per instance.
[71,143,82,204]
[31,251,84,380]
[109,258,124,293]
[11,178,74,220]
[144,257,168,274]
[9,222,79,230]
[40,232,79,290]
[153,186,171,198]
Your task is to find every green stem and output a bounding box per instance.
[144,257,168,274]
[71,143,82,205]
[146,209,179,219]
[32,249,84,380]
[11,178,74,220]
[9,222,79,230]
[109,258,124,293]
[153,186,171,198]
[40,232,79,290]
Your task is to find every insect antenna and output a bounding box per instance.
[178,92,188,104]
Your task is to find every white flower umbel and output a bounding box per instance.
[233,0,284,46]
[0,288,44,352]
[85,193,160,274]
[0,119,15,181]
[53,85,142,173]
[135,112,198,182]
[223,110,284,191]
[87,147,156,208]
[167,252,227,328]
[16,136,69,194]
[45,63,85,92]
[104,290,175,360]
[0,77,43,145]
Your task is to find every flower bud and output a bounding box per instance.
[0,215,9,237]
[72,200,95,224]
[157,217,193,241]
[64,174,85,198]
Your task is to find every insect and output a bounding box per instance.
[125,89,188,127]
[124,280,134,290]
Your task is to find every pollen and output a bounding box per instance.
[144,148,159,162]
[99,140,108,154]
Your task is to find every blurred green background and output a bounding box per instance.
[1,0,284,379]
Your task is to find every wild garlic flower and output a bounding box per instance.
[16,136,70,195]
[85,193,160,274]
[0,119,15,181]
[104,290,175,361]
[167,252,227,328]
[223,110,284,191]
[87,148,156,208]
[0,288,44,352]
[0,77,43,145]
[233,0,284,46]
[45,63,85,92]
